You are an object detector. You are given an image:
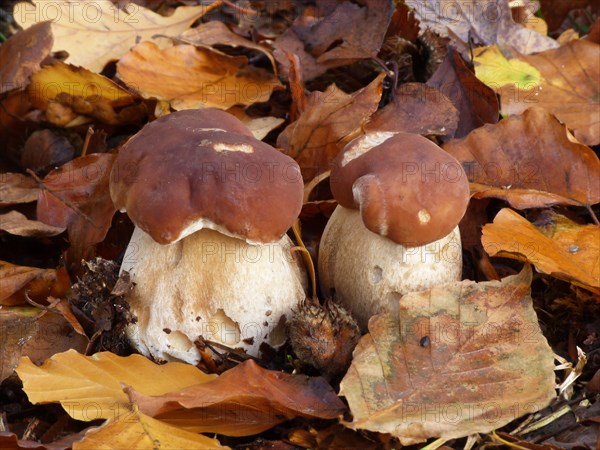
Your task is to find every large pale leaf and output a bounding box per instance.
[16,350,216,421]
[14,0,216,72]
[474,40,600,145]
[340,267,556,445]
[483,209,600,293]
[73,407,227,450]
[443,107,600,208]
[128,359,346,436]
[407,0,558,54]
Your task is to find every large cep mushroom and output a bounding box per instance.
[110,109,307,363]
[319,132,470,329]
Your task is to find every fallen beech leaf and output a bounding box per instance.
[117,41,281,110]
[408,0,558,54]
[474,40,600,145]
[482,209,600,293]
[226,106,284,140]
[128,359,346,436]
[14,0,217,72]
[28,62,134,110]
[0,173,39,206]
[0,261,68,306]
[0,22,53,94]
[73,407,227,450]
[443,107,600,208]
[273,0,392,80]
[1,306,88,383]
[179,20,277,74]
[0,211,65,237]
[340,267,556,444]
[21,129,75,174]
[277,73,384,181]
[36,154,118,267]
[365,83,458,138]
[16,350,216,422]
[427,48,499,139]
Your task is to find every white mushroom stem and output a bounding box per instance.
[121,226,307,364]
[319,206,462,330]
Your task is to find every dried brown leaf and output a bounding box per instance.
[365,83,459,138]
[0,22,53,94]
[36,154,118,267]
[0,211,65,237]
[340,267,556,444]
[0,173,40,207]
[0,261,68,306]
[128,359,346,436]
[277,73,384,181]
[443,107,600,208]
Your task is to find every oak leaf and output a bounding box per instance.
[340,267,556,444]
[16,350,216,422]
[482,209,600,293]
[474,40,600,145]
[117,42,282,110]
[14,0,216,72]
[443,107,600,208]
[128,359,346,436]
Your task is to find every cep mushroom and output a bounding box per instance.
[319,132,470,329]
[110,109,307,363]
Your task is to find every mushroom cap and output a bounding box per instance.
[330,132,470,246]
[110,109,304,244]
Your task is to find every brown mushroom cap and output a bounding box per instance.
[110,109,303,244]
[330,132,470,246]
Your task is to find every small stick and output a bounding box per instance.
[81,126,94,157]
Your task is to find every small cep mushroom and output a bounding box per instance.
[110,109,307,364]
[319,132,470,329]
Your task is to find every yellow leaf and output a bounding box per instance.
[14,0,220,72]
[28,62,134,110]
[73,406,228,450]
[474,45,541,90]
[16,350,216,421]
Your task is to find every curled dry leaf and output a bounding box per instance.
[277,73,384,181]
[474,40,600,145]
[0,432,53,450]
[14,0,217,73]
[426,48,499,139]
[73,407,228,450]
[16,350,216,422]
[0,22,53,95]
[36,154,118,267]
[408,0,558,54]
[128,359,346,437]
[482,209,600,293]
[443,107,600,208]
[0,211,65,237]
[179,20,277,74]
[273,0,392,80]
[365,83,459,138]
[117,42,282,110]
[0,261,69,306]
[0,173,40,207]
[340,266,556,444]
